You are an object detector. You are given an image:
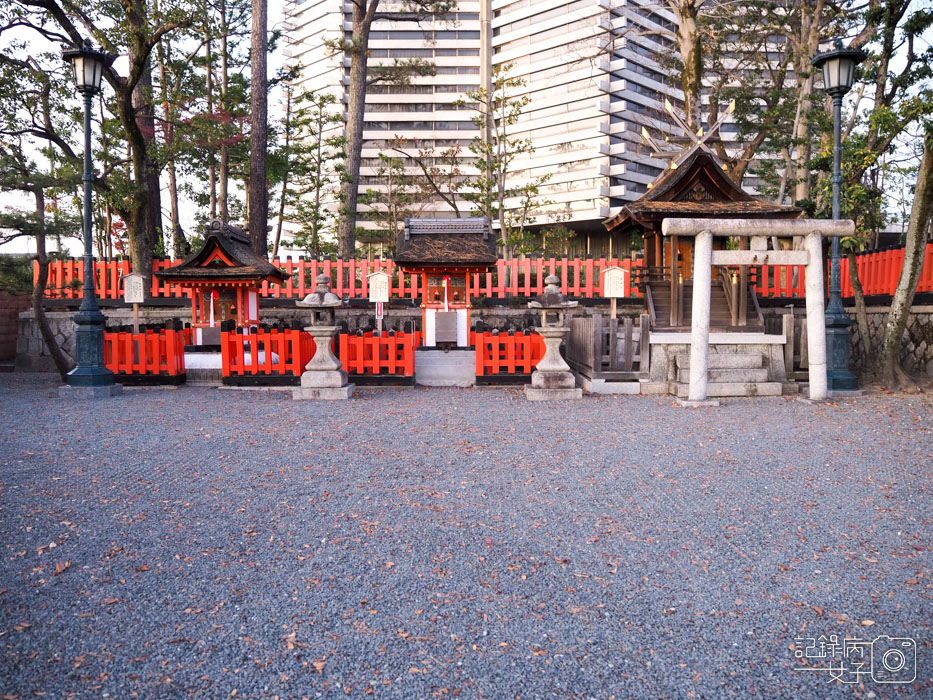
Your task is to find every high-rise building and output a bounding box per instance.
[282,0,685,256]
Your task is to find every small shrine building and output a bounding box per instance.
[155,220,288,344]
[603,145,801,330]
[394,217,497,348]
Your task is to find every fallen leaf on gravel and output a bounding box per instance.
[861,619,875,626]
[13,623,30,632]
[136,565,150,572]
[385,562,395,568]
[102,598,119,605]
[312,660,326,673]
[53,560,71,576]
[811,606,824,616]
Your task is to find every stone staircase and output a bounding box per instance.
[670,352,782,397]
[647,281,763,331]
[415,349,476,387]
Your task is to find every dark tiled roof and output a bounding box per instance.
[603,146,800,232]
[155,220,288,283]
[394,217,497,267]
[627,200,800,216]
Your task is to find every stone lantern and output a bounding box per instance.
[292,274,354,400]
[525,274,582,401]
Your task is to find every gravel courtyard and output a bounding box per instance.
[0,373,930,699]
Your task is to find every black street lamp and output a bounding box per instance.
[61,39,120,396]
[811,38,867,392]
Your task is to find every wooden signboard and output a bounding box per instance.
[122,273,145,333]
[367,271,390,303]
[601,266,627,320]
[123,273,145,304]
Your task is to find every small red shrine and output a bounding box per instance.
[155,220,288,344]
[394,218,497,347]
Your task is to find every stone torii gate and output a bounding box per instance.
[661,217,856,404]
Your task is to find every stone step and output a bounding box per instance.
[675,354,763,370]
[415,349,476,387]
[672,381,783,398]
[677,367,770,383]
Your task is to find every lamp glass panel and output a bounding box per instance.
[71,56,85,88]
[84,59,100,90]
[842,60,854,89]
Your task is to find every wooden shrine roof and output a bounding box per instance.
[155,220,288,284]
[603,147,801,233]
[394,217,498,268]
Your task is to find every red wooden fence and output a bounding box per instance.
[104,328,186,377]
[473,331,545,376]
[840,243,933,297]
[38,243,933,302]
[37,256,643,301]
[220,328,314,377]
[338,332,419,377]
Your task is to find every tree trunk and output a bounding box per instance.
[669,0,702,130]
[272,87,293,260]
[206,35,217,219]
[878,132,932,389]
[847,251,873,372]
[154,23,189,259]
[337,4,374,259]
[219,0,230,222]
[120,0,161,297]
[249,0,269,257]
[130,21,164,258]
[31,188,71,380]
[791,0,823,206]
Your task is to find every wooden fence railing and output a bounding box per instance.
[567,313,650,381]
[473,330,545,377]
[37,256,644,301]
[104,327,186,382]
[840,243,933,297]
[220,327,314,381]
[338,331,419,379]
[38,243,933,302]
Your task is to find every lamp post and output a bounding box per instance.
[811,38,866,392]
[61,39,120,396]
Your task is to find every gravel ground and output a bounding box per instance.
[0,372,930,700]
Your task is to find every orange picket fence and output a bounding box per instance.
[473,330,545,378]
[840,243,933,297]
[40,243,933,303]
[103,327,187,383]
[37,256,644,301]
[220,327,314,383]
[338,331,419,382]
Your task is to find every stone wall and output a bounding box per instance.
[761,304,933,378]
[0,292,31,365]
[847,305,933,376]
[15,303,641,371]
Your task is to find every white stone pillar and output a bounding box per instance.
[688,230,713,402]
[804,232,828,400]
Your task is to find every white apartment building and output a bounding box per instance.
[283,0,685,256]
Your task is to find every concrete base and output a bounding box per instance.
[675,397,720,407]
[828,389,865,398]
[415,349,476,387]
[58,384,123,399]
[671,381,783,398]
[639,381,670,395]
[524,386,583,401]
[299,369,348,388]
[573,371,641,395]
[292,384,355,400]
